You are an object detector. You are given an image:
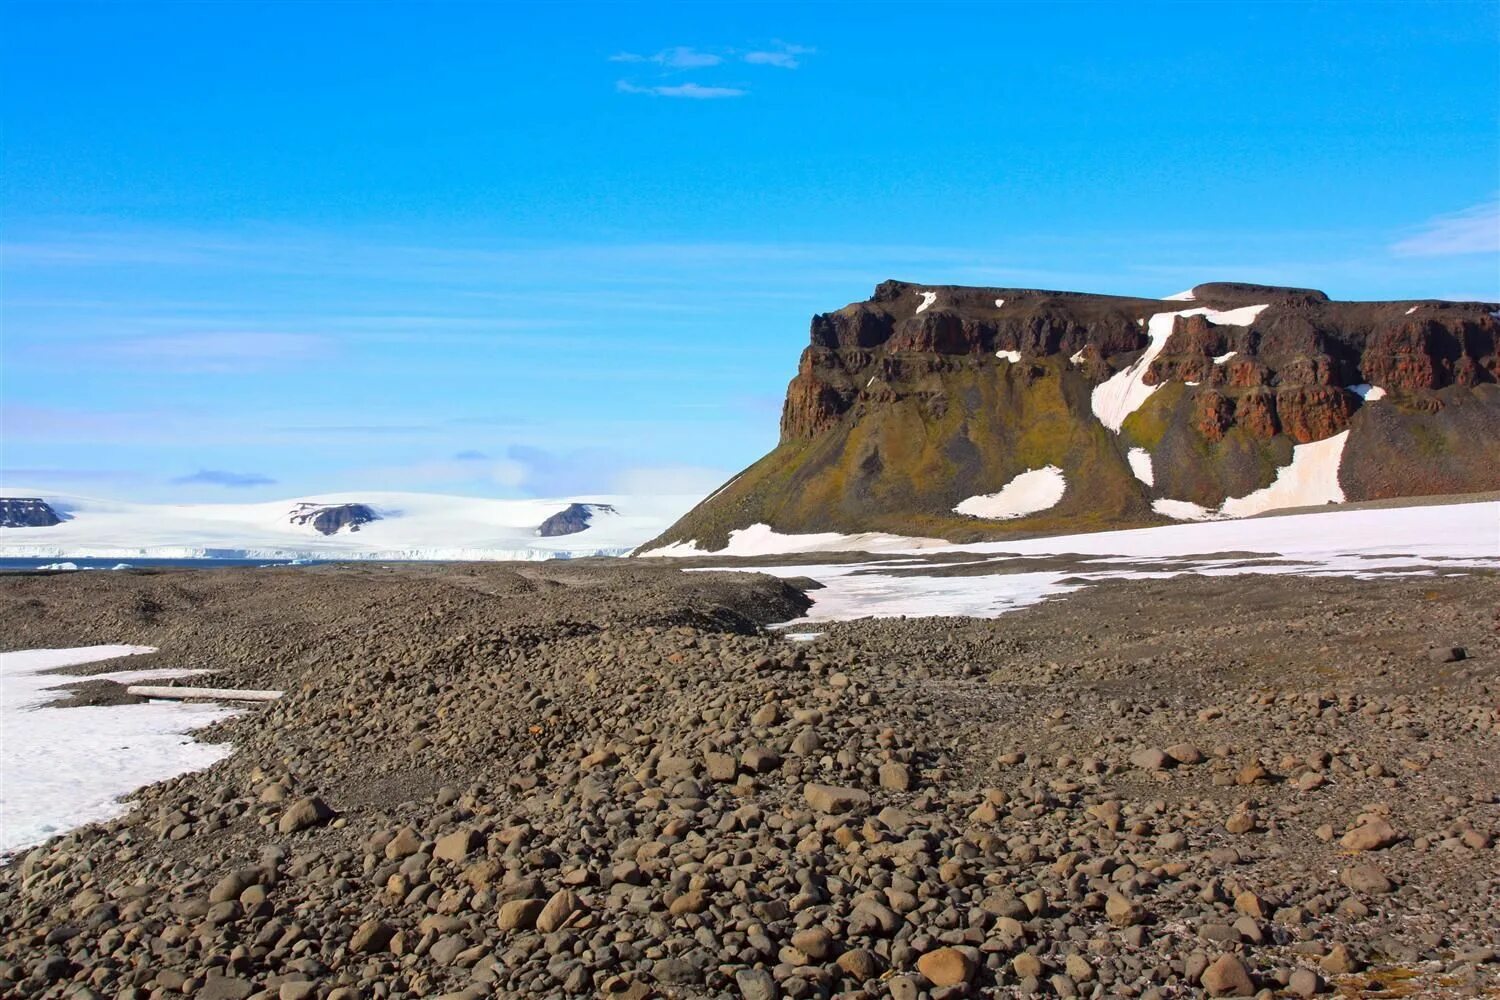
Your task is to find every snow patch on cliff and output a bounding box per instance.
[954,467,1067,520]
[995,350,1021,363]
[1349,384,1386,402]
[1127,448,1155,486]
[1152,431,1349,521]
[915,291,937,313]
[1091,304,1268,433]
[1219,431,1348,517]
[1213,351,1237,364]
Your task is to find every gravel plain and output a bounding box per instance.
[0,560,1496,999]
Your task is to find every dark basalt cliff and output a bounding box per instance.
[288,503,379,535]
[537,502,617,537]
[648,280,1499,550]
[0,498,62,528]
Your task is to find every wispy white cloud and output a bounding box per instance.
[84,332,331,373]
[609,46,722,69]
[611,40,813,97]
[1390,198,1500,257]
[615,80,746,100]
[744,42,815,69]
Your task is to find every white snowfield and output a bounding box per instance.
[0,490,699,561]
[1090,304,1268,433]
[954,466,1067,520]
[915,290,937,313]
[687,502,1500,625]
[649,499,1499,562]
[1,646,238,854]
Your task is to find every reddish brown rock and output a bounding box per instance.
[1275,386,1354,443]
[1340,818,1399,851]
[917,946,978,987]
[1235,390,1280,439]
[1193,390,1235,443]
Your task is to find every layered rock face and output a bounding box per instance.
[0,498,62,528]
[536,502,617,537]
[650,280,1499,550]
[288,503,378,535]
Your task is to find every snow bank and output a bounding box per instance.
[1069,350,1086,365]
[954,467,1067,520]
[1127,448,1155,486]
[1349,384,1387,402]
[1091,304,1267,432]
[1162,289,1197,301]
[737,562,1087,623]
[994,298,1005,309]
[916,291,937,314]
[639,523,953,559]
[1213,351,1236,364]
[658,493,1497,564]
[995,350,1022,363]
[697,501,1499,624]
[0,490,700,562]
[1,646,238,854]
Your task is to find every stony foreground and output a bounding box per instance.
[0,561,1497,1000]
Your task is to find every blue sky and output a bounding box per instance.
[3,1,1497,502]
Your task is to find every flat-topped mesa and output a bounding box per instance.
[646,280,1499,553]
[784,280,1499,443]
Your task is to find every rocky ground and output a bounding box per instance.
[0,560,1497,1000]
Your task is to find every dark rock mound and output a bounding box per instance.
[288,503,378,535]
[1340,385,1500,498]
[0,498,62,528]
[537,503,617,537]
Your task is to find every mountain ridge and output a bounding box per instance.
[0,490,696,562]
